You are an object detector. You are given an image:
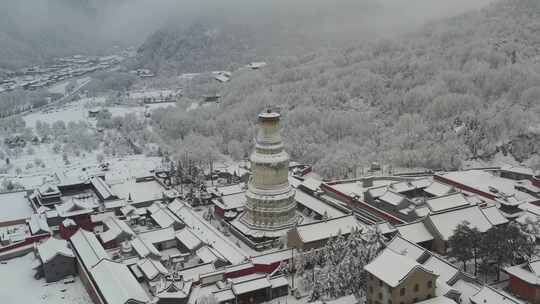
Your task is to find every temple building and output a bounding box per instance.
[231,109,298,245]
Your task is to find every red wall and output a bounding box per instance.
[434,175,496,200]
[0,234,49,253]
[225,266,256,279]
[508,275,537,302]
[321,183,404,225]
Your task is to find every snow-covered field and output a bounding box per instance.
[0,253,92,304]
[23,96,176,129]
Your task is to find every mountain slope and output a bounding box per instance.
[148,0,540,177]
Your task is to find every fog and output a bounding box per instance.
[0,0,495,66]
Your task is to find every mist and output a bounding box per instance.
[0,0,496,68]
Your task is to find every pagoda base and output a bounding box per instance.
[229,212,301,250]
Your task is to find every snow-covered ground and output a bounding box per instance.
[0,253,92,304]
[48,81,70,95]
[23,96,176,129]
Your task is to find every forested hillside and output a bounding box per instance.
[150,0,540,178]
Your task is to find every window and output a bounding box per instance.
[427,281,432,289]
[387,300,392,304]
[379,280,383,286]
[414,284,419,292]
[400,288,405,296]
[378,293,382,300]
[369,286,373,293]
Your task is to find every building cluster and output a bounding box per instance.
[0,53,128,93]
[0,109,539,304]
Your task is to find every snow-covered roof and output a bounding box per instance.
[424,182,455,197]
[300,177,322,192]
[450,278,481,304]
[171,200,248,264]
[176,228,202,251]
[295,215,361,243]
[140,227,175,244]
[90,259,150,304]
[426,193,472,213]
[208,184,245,196]
[28,213,51,235]
[131,236,161,259]
[90,176,115,201]
[111,179,165,204]
[396,221,434,244]
[232,276,271,295]
[294,190,345,218]
[269,275,288,288]
[91,211,116,223]
[389,178,431,193]
[0,191,34,223]
[178,262,216,282]
[386,235,427,261]
[438,170,537,203]
[480,206,508,226]
[505,260,540,285]
[251,248,295,266]
[149,202,181,228]
[100,216,135,244]
[56,198,96,217]
[364,248,435,287]
[37,237,74,263]
[422,255,459,284]
[213,289,235,302]
[378,190,407,206]
[137,258,169,281]
[212,192,246,210]
[196,246,226,264]
[470,285,523,304]
[427,206,493,241]
[70,229,108,268]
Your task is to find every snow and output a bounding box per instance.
[386,235,427,261]
[395,221,434,244]
[364,248,432,287]
[450,278,481,304]
[179,262,216,282]
[423,181,455,197]
[132,236,161,259]
[176,228,202,251]
[0,253,92,304]
[48,81,70,94]
[422,256,459,283]
[28,213,51,235]
[137,258,169,280]
[439,170,537,203]
[100,217,134,243]
[378,190,406,206]
[171,201,249,264]
[480,206,509,225]
[0,191,34,224]
[426,193,472,213]
[110,178,165,205]
[90,259,150,304]
[37,237,74,263]
[69,229,109,268]
[232,276,271,295]
[469,286,523,304]
[294,190,345,218]
[295,215,362,243]
[139,227,176,244]
[427,205,493,241]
